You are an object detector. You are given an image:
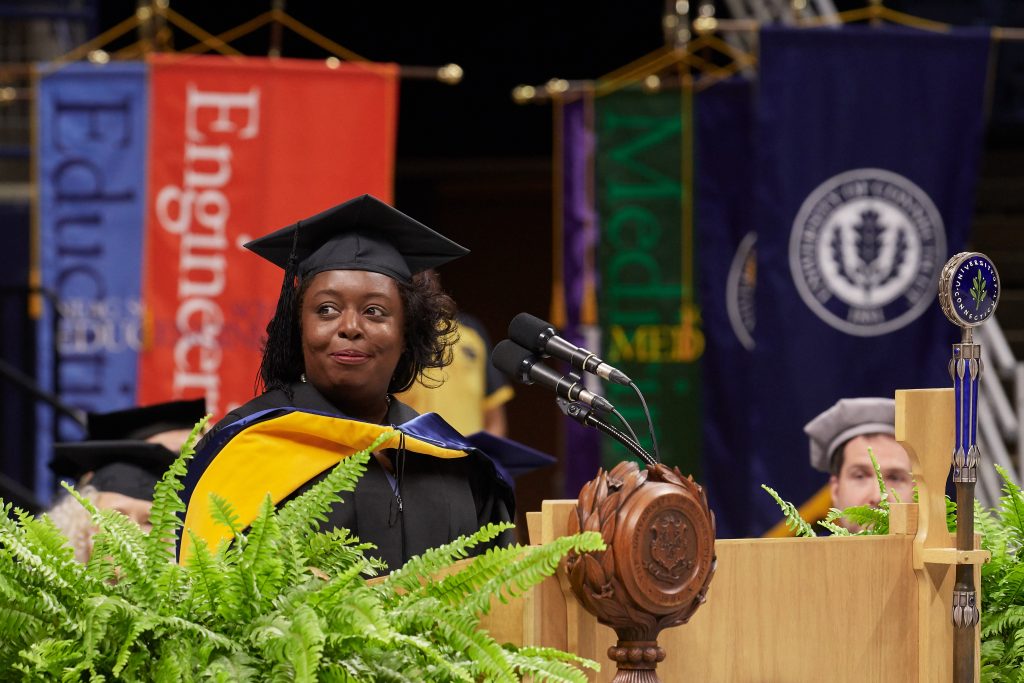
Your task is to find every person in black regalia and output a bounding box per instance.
[180,194,515,571]
[47,398,207,561]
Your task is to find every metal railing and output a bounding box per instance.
[977,316,1022,507]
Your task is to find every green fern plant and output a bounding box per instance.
[0,419,604,681]
[762,447,894,537]
[978,464,1024,683]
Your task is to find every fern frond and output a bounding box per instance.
[981,636,1005,663]
[61,481,159,607]
[325,653,419,683]
[151,636,190,682]
[316,582,390,640]
[817,509,853,536]
[458,532,605,617]
[276,521,310,598]
[203,651,260,682]
[839,504,889,534]
[284,603,326,683]
[10,636,86,680]
[509,646,600,683]
[15,509,93,596]
[146,416,207,590]
[111,612,159,676]
[209,493,244,537]
[761,485,817,537]
[184,528,225,621]
[238,494,285,614]
[382,522,513,596]
[0,596,50,648]
[866,447,889,507]
[91,507,159,604]
[996,464,1024,543]
[977,499,1005,549]
[276,437,385,537]
[516,645,601,669]
[982,605,1024,638]
[152,612,242,652]
[998,563,1024,608]
[388,632,474,682]
[0,556,79,645]
[395,597,515,682]
[0,506,74,592]
[77,593,139,673]
[306,527,383,578]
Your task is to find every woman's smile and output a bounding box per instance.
[330,349,371,364]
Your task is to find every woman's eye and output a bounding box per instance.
[317,303,337,316]
[365,305,384,316]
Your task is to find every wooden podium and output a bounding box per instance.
[472,388,986,682]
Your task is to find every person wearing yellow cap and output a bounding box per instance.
[804,397,915,532]
[397,310,514,437]
[180,195,515,571]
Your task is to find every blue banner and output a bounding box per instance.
[746,26,990,534]
[695,77,757,538]
[35,62,149,503]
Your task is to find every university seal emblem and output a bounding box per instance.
[726,231,757,350]
[788,168,945,336]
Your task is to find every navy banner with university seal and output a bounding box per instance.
[747,26,991,535]
[694,77,757,538]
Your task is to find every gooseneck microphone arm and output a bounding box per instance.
[557,398,657,467]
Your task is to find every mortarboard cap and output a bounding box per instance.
[244,194,469,283]
[50,398,207,500]
[804,397,896,473]
[85,397,207,442]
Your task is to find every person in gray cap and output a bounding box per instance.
[804,397,914,531]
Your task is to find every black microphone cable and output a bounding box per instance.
[629,381,661,463]
[563,370,646,459]
[558,398,656,467]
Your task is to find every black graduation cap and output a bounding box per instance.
[244,194,469,283]
[86,397,207,442]
[50,398,206,500]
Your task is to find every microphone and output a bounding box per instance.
[508,312,632,386]
[492,339,615,413]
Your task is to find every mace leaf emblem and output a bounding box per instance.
[970,269,987,310]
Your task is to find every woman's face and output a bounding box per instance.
[300,269,405,412]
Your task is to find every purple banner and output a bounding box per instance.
[559,94,602,497]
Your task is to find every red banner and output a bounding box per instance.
[138,55,398,417]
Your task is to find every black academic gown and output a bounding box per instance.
[198,381,515,571]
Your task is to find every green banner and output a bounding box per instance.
[595,87,703,474]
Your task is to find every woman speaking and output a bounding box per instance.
[178,194,514,571]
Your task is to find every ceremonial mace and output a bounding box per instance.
[938,252,1000,683]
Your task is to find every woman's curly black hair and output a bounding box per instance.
[256,267,458,398]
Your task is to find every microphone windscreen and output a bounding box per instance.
[492,339,535,378]
[508,312,552,351]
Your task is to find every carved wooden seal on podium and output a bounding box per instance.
[565,460,716,683]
